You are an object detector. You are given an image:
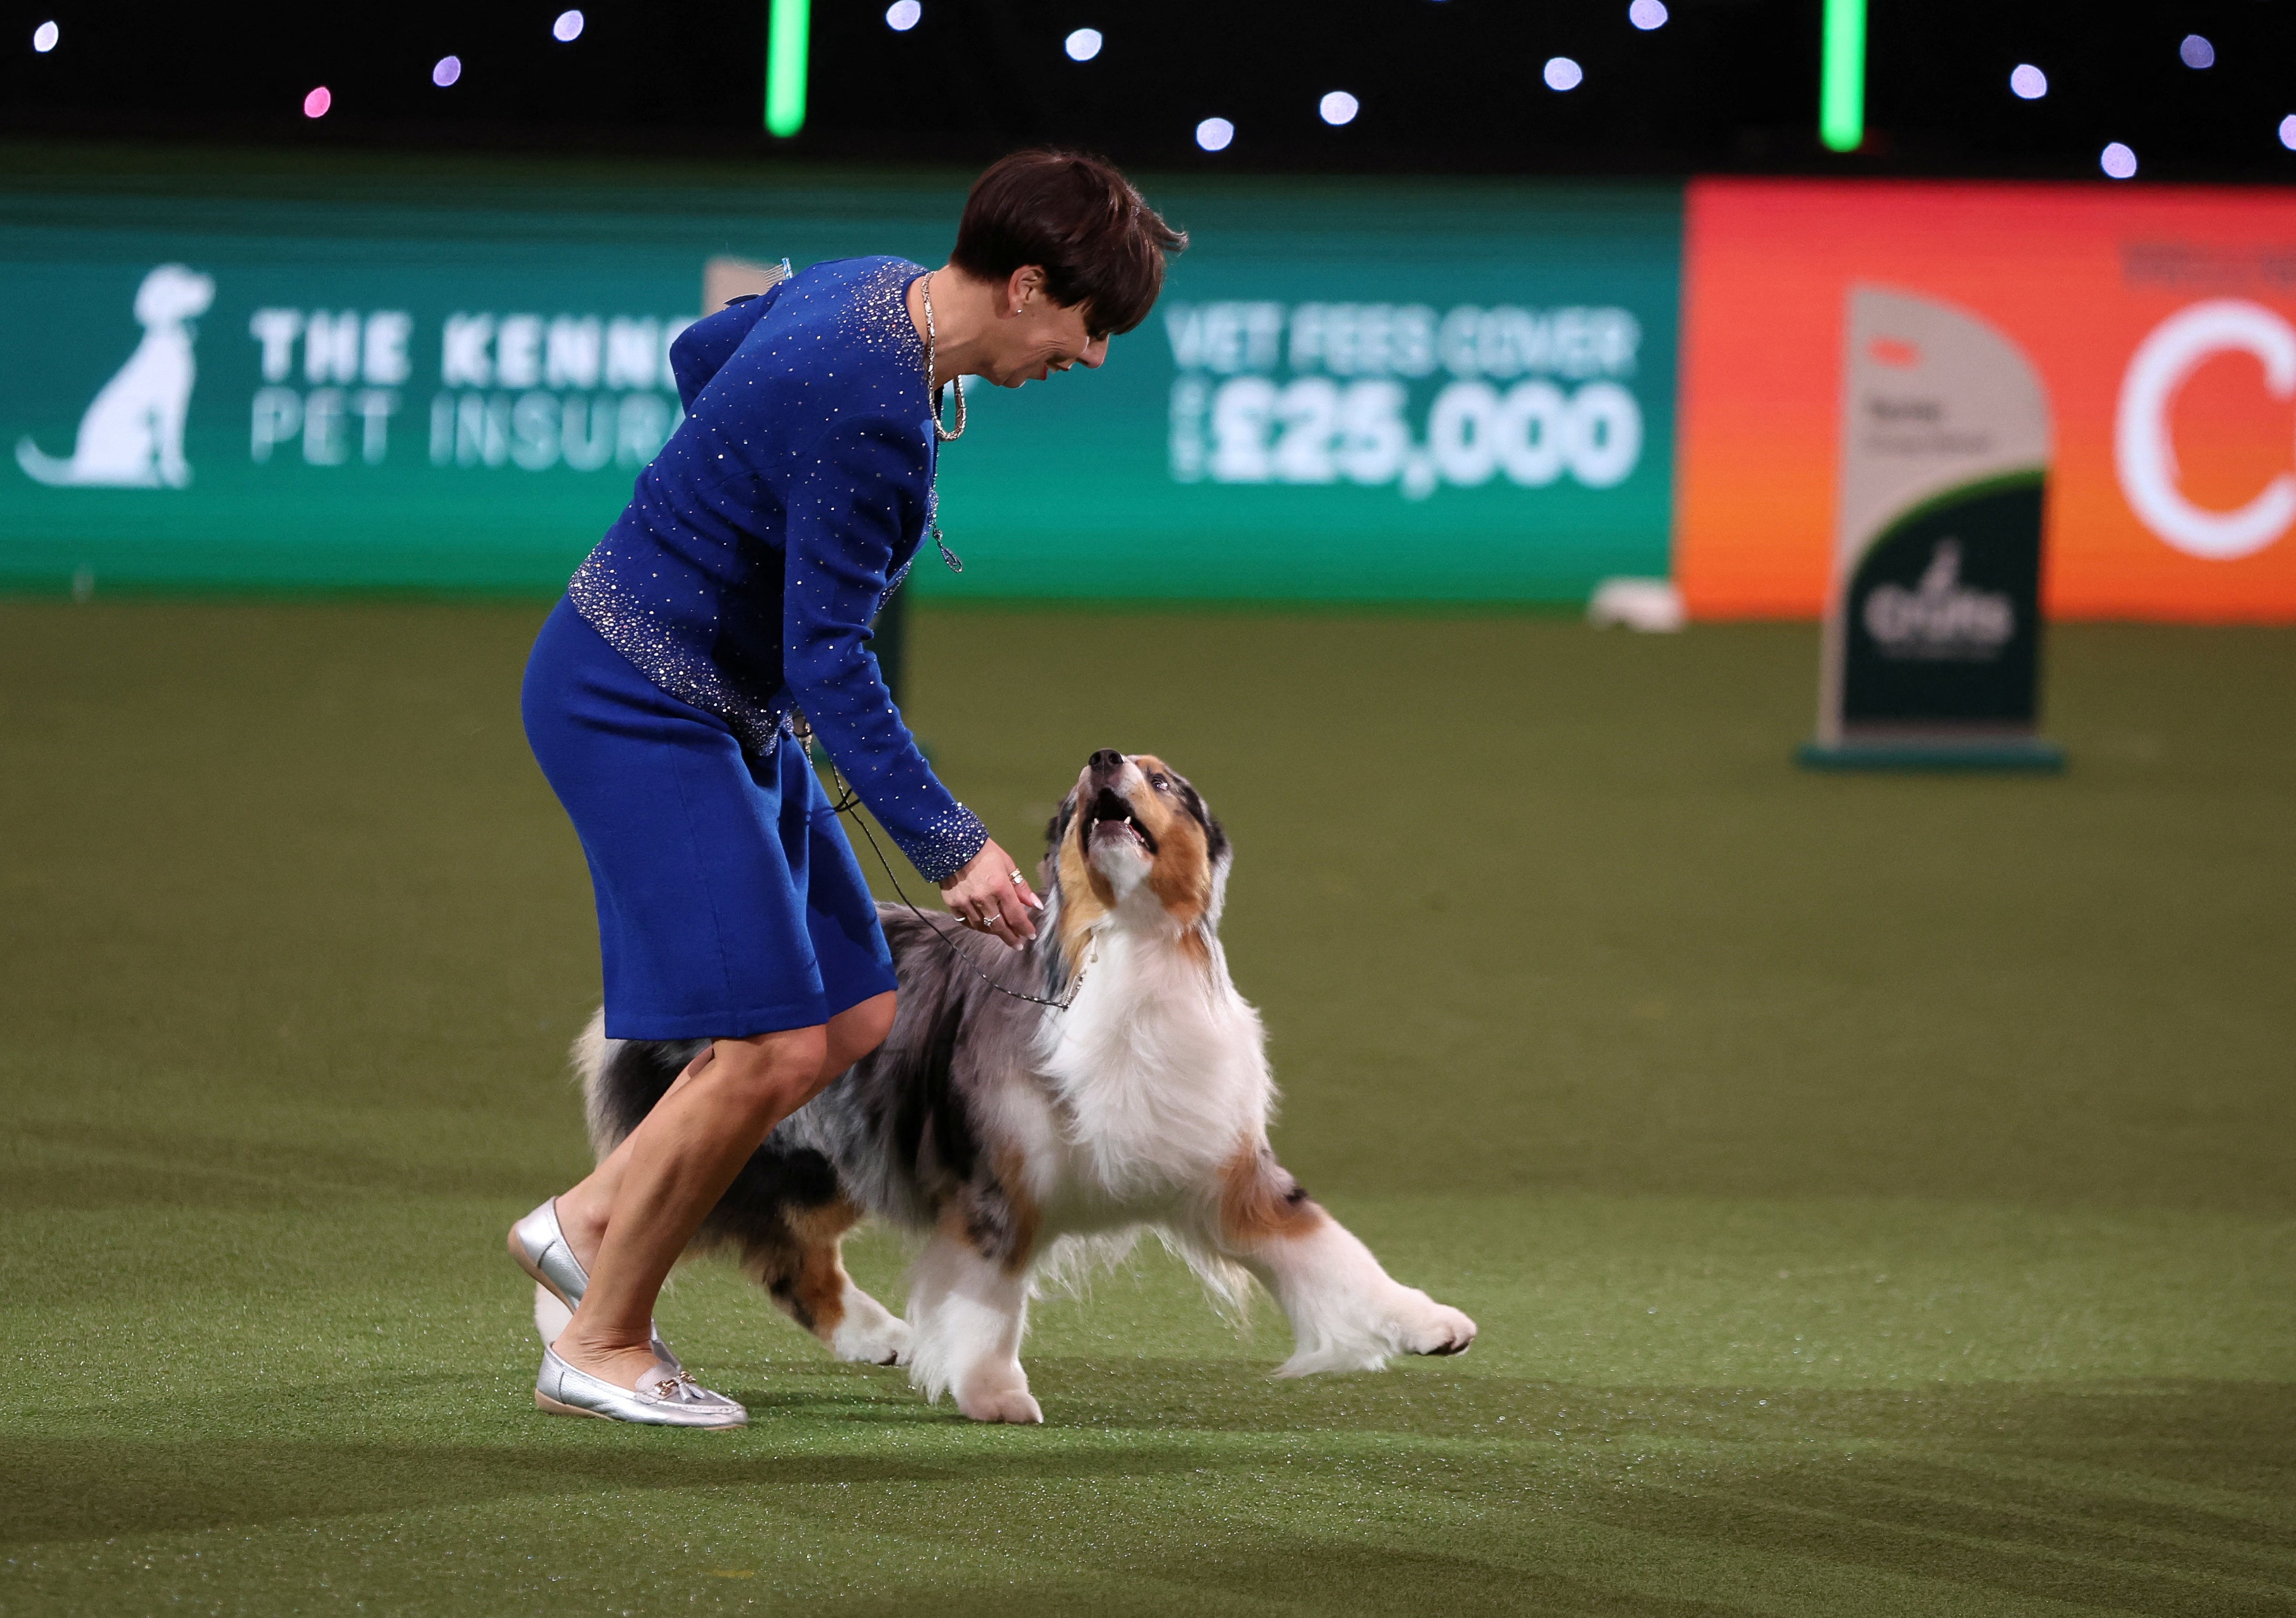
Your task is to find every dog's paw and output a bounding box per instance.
[954,1373,1043,1425]
[1401,1302,1477,1358]
[830,1309,912,1367]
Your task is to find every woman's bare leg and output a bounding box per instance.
[549,993,896,1390]
[553,993,895,1268]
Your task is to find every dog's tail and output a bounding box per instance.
[15,437,80,486]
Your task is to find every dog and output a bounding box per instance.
[552,748,1477,1423]
[17,263,216,489]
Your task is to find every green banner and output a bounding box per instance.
[0,176,1679,600]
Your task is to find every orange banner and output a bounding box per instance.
[1675,179,2296,621]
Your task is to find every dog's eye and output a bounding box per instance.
[1150,774,1170,792]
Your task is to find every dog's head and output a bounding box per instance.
[1041,750,1230,958]
[133,264,216,329]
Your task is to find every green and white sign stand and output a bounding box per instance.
[1799,285,2064,771]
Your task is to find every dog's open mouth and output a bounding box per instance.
[1086,786,1158,854]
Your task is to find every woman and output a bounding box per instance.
[511,151,1185,1427]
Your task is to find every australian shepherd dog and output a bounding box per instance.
[553,749,1477,1424]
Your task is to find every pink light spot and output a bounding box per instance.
[303,86,331,118]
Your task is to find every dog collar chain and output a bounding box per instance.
[1057,935,1103,1009]
[920,272,965,574]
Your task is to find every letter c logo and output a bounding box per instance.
[2115,299,2296,560]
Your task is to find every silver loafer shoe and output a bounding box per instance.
[535,1348,747,1429]
[507,1199,681,1371]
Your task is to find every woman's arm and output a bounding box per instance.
[781,419,1041,938]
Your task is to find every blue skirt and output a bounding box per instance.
[522,595,898,1040]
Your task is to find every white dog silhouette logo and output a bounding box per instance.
[17,263,217,488]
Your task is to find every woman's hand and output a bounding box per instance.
[939,839,1043,947]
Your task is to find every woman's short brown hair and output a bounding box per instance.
[950,150,1186,338]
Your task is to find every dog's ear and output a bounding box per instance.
[1175,775,1228,864]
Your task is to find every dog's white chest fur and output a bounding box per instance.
[1027,920,1271,1211]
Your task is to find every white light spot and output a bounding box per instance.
[2100,141,2137,180]
[552,9,584,43]
[432,55,462,87]
[303,86,332,118]
[2179,34,2214,70]
[1544,56,1583,91]
[885,1,921,30]
[1064,27,1101,60]
[2009,63,2046,99]
[2281,114,2296,151]
[1628,0,1668,29]
[1195,116,1233,152]
[1319,90,1359,125]
[32,19,58,52]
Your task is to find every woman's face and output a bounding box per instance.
[978,268,1110,388]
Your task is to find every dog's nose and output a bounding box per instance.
[1088,749,1124,774]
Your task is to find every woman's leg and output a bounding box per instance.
[550,992,897,1390]
[553,992,895,1270]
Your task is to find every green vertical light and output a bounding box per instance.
[765,0,810,138]
[1819,0,1865,152]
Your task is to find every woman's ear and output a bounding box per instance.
[1005,264,1046,316]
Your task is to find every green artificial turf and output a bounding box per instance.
[1,600,2290,1616]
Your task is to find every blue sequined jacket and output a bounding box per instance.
[567,256,988,883]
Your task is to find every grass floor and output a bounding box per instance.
[1,600,2290,1617]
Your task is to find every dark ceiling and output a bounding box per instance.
[5,0,2294,182]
